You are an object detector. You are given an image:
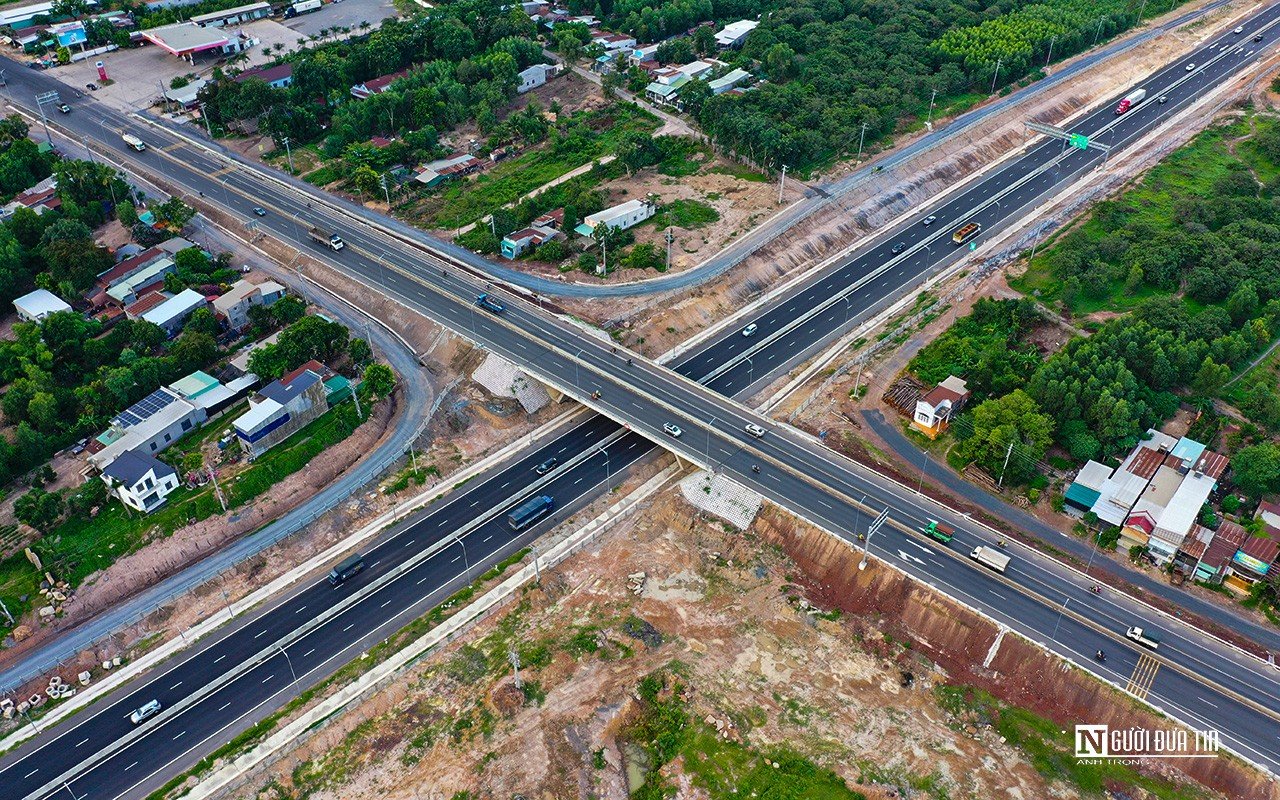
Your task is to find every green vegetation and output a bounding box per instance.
[626,667,867,800]
[909,298,1041,398]
[658,199,720,230]
[935,685,1206,800]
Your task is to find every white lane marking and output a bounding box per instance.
[380,598,392,608]
[483,534,493,543]
[403,540,415,547]
[169,681,182,690]
[214,654,226,664]
[294,605,307,613]
[218,702,231,712]
[988,590,1004,600]
[1201,698,1218,708]
[343,623,355,632]
[173,730,186,740]
[469,500,479,507]
[906,540,931,554]
[451,555,461,563]
[500,482,509,489]
[438,519,448,527]
[303,649,315,658]
[371,561,380,567]
[262,675,273,684]
[75,738,89,747]
[23,769,37,779]
[817,500,833,510]
[125,762,138,771]
[417,575,429,584]
[557,447,567,454]
[253,629,268,639]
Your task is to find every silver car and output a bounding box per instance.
[130,699,162,724]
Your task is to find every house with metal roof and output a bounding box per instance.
[87,388,207,471]
[141,288,209,338]
[574,199,657,237]
[100,450,180,513]
[13,289,71,323]
[233,365,328,457]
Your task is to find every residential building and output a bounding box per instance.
[233,362,330,457]
[413,152,483,188]
[229,331,280,375]
[189,1,270,28]
[125,291,172,321]
[630,44,659,65]
[1228,532,1279,592]
[13,289,71,322]
[214,278,286,331]
[644,60,714,105]
[910,376,969,439]
[93,238,190,293]
[517,63,556,93]
[574,199,657,237]
[501,224,562,259]
[532,208,565,229]
[1089,431,1228,563]
[141,22,256,62]
[141,288,208,338]
[1186,520,1246,584]
[714,19,758,48]
[87,387,207,471]
[161,78,209,109]
[1064,460,1112,513]
[107,258,176,307]
[592,32,636,51]
[1,176,60,219]
[708,67,750,95]
[100,450,180,513]
[350,69,411,99]
[235,62,293,89]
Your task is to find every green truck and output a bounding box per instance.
[923,520,955,544]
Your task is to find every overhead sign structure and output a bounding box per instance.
[1069,133,1089,150]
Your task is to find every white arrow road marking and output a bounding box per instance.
[897,550,925,565]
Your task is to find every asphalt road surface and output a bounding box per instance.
[3,7,1280,796]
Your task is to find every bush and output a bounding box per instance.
[533,239,566,262]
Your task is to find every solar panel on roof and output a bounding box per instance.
[111,388,179,429]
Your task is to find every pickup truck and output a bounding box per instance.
[969,545,1011,574]
[1125,626,1161,649]
[308,226,345,251]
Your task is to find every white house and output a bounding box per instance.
[574,199,657,237]
[141,288,208,338]
[910,375,969,439]
[517,63,556,93]
[708,68,750,95]
[13,289,71,322]
[715,19,758,48]
[100,450,180,513]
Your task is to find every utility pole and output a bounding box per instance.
[998,440,1015,488]
[664,226,674,271]
[352,386,363,420]
[507,647,522,688]
[0,597,13,626]
[205,451,227,512]
[856,122,869,162]
[1094,17,1105,45]
[925,88,937,131]
[989,58,1002,94]
[34,91,58,145]
[777,164,787,204]
[202,106,213,138]
[381,173,391,206]
[282,136,295,173]
[1045,35,1056,67]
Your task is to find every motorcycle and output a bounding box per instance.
[1095,650,1106,662]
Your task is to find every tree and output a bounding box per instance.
[116,202,139,228]
[66,476,107,518]
[1191,357,1231,398]
[692,25,716,56]
[271,296,306,326]
[1232,442,1280,498]
[352,164,381,199]
[956,390,1054,487]
[348,337,372,366]
[155,197,196,230]
[183,307,219,338]
[15,487,64,534]
[362,362,396,397]
[171,331,218,371]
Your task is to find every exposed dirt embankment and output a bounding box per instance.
[754,507,1278,800]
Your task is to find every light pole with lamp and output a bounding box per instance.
[454,532,471,582]
[279,644,298,686]
[600,444,610,484]
[859,507,890,571]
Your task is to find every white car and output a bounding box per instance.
[742,323,758,337]
[744,423,765,438]
[1234,26,1244,34]
[922,215,937,226]
[663,423,683,438]
[130,699,162,724]
[1185,63,1196,71]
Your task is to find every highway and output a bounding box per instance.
[4,7,1280,797]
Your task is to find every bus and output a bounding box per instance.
[508,495,553,530]
[952,222,981,245]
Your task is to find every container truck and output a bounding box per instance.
[284,0,322,18]
[309,226,345,251]
[122,133,146,152]
[508,495,553,530]
[922,519,954,544]
[328,553,365,586]
[1114,88,1147,115]
[969,545,1011,573]
[1125,626,1161,649]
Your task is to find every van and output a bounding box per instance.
[328,554,366,586]
[744,423,765,438]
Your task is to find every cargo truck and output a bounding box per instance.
[122,133,146,152]
[922,519,954,544]
[476,293,506,313]
[1125,626,1161,649]
[284,0,322,17]
[508,495,552,530]
[1115,88,1147,115]
[969,545,1011,573]
[309,226,345,251]
[328,553,365,586]
[952,222,981,245]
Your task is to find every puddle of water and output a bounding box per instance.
[621,740,651,793]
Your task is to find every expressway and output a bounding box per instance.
[4,7,1280,797]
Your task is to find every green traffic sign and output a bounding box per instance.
[1069,133,1089,150]
[969,242,977,251]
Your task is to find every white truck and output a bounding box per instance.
[121,133,146,152]
[1125,626,1161,649]
[284,0,322,17]
[1115,88,1146,115]
[969,546,1011,574]
[309,226,345,251]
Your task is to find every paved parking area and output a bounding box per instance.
[283,0,400,36]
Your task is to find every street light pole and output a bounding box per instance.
[279,645,298,686]
[600,445,610,483]
[282,136,295,173]
[777,164,787,204]
[1045,35,1056,67]
[454,533,471,581]
[856,122,869,162]
[925,88,937,130]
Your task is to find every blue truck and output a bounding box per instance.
[476,293,506,313]
[508,495,553,530]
